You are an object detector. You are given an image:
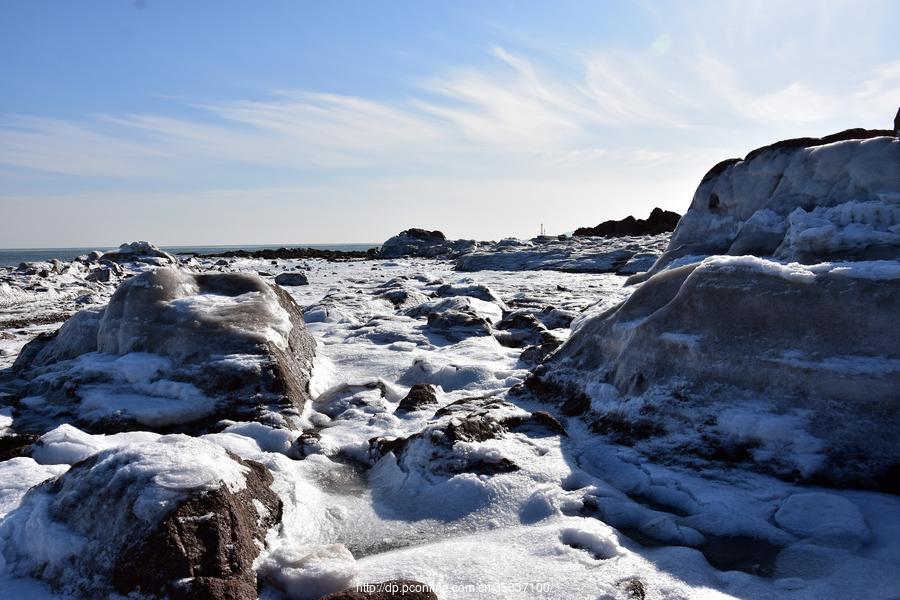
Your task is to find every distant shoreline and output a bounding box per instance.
[0,243,380,267]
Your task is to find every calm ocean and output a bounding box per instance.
[0,244,379,267]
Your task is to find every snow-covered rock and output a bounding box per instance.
[636,130,899,280]
[532,256,900,488]
[10,268,316,433]
[379,229,463,259]
[0,435,281,599]
[99,241,177,266]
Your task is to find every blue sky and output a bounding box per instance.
[1,0,898,247]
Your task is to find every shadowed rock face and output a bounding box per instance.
[574,208,681,238]
[10,268,316,434]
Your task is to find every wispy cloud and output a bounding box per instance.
[1,45,898,180]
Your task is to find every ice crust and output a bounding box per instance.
[0,231,899,599]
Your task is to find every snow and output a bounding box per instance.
[1,240,899,599]
[774,493,869,545]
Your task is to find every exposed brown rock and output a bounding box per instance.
[396,384,438,412]
[112,458,282,600]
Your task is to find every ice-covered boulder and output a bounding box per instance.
[10,268,316,433]
[0,435,281,599]
[531,256,900,489]
[635,127,899,281]
[100,241,177,266]
[379,228,480,259]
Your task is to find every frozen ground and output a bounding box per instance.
[1,247,899,600]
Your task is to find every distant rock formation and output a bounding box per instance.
[573,208,681,238]
[11,268,316,434]
[199,246,377,260]
[379,228,477,259]
[100,241,176,266]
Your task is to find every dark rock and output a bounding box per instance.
[274,272,309,286]
[895,106,900,135]
[111,456,281,600]
[396,384,438,412]
[402,228,446,242]
[574,208,681,238]
[320,579,438,599]
[0,433,40,461]
[197,247,373,261]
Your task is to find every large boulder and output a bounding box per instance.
[9,268,316,434]
[532,116,900,491]
[573,207,681,237]
[532,256,900,489]
[0,435,281,599]
[634,128,899,282]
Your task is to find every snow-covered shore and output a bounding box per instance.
[1,125,899,599]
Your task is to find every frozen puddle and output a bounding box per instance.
[2,256,899,599]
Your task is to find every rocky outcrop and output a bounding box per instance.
[634,125,899,282]
[533,113,900,491]
[574,208,681,238]
[536,258,900,490]
[10,268,316,434]
[0,436,281,599]
[379,229,477,259]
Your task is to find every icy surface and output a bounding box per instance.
[1,248,899,599]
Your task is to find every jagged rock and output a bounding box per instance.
[275,272,309,286]
[0,436,281,600]
[10,269,316,434]
[320,580,438,599]
[574,208,681,238]
[396,384,438,412]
